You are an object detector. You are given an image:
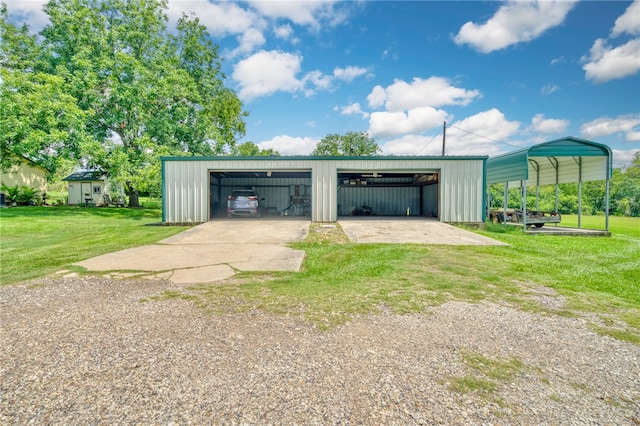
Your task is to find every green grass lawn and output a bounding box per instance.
[181,217,640,340]
[2,207,639,342]
[0,206,187,284]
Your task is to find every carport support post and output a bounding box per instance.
[605,159,610,232]
[578,157,583,229]
[522,179,527,230]
[503,182,508,225]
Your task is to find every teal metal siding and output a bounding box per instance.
[529,137,611,158]
[486,149,529,184]
[486,137,612,186]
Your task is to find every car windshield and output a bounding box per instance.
[232,191,256,198]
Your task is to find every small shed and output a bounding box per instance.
[63,171,120,206]
[486,136,612,231]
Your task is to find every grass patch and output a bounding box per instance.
[461,352,525,381]
[2,207,639,341]
[0,206,188,285]
[449,376,498,394]
[448,351,527,403]
[150,216,639,335]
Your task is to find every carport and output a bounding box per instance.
[486,137,612,231]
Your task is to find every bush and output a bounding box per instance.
[1,184,40,205]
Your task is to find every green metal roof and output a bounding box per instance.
[486,136,612,185]
[161,154,488,162]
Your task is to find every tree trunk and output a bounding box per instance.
[126,185,140,208]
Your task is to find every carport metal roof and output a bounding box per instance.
[487,136,612,185]
[486,136,612,231]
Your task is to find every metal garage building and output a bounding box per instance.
[161,156,487,223]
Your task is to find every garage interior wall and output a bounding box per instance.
[162,157,487,224]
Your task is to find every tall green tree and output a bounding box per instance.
[233,141,280,157]
[312,131,380,156]
[2,0,247,207]
[0,5,92,175]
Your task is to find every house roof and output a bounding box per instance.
[63,171,107,181]
[486,136,612,186]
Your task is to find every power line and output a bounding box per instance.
[448,124,521,148]
[415,132,440,155]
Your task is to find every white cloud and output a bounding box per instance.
[582,38,640,83]
[366,77,480,112]
[227,28,266,58]
[540,84,559,95]
[368,107,448,139]
[247,0,343,29]
[274,24,294,40]
[233,50,303,100]
[257,135,318,155]
[366,86,388,109]
[3,0,49,32]
[381,134,443,156]
[301,70,333,95]
[382,110,521,157]
[612,149,640,168]
[339,103,369,119]
[168,0,260,37]
[443,109,521,156]
[582,1,640,83]
[333,66,368,82]
[580,115,640,139]
[550,56,565,65]
[611,0,640,37]
[233,50,368,101]
[530,114,569,134]
[454,0,577,53]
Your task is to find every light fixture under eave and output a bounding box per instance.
[362,172,382,178]
[267,171,272,177]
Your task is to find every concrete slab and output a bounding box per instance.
[160,219,309,245]
[75,220,310,285]
[76,244,305,272]
[74,218,506,285]
[338,218,508,246]
[157,264,237,285]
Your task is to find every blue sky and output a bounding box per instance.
[6,0,640,166]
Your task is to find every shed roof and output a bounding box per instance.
[63,170,107,181]
[486,136,612,186]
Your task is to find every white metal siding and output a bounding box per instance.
[163,158,485,223]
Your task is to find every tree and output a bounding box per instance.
[233,142,280,157]
[2,0,247,207]
[0,6,92,176]
[312,131,380,156]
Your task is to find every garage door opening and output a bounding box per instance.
[337,171,439,218]
[210,170,312,219]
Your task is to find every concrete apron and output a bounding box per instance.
[338,218,509,246]
[74,220,310,285]
[74,219,507,285]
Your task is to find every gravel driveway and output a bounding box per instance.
[1,276,639,425]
